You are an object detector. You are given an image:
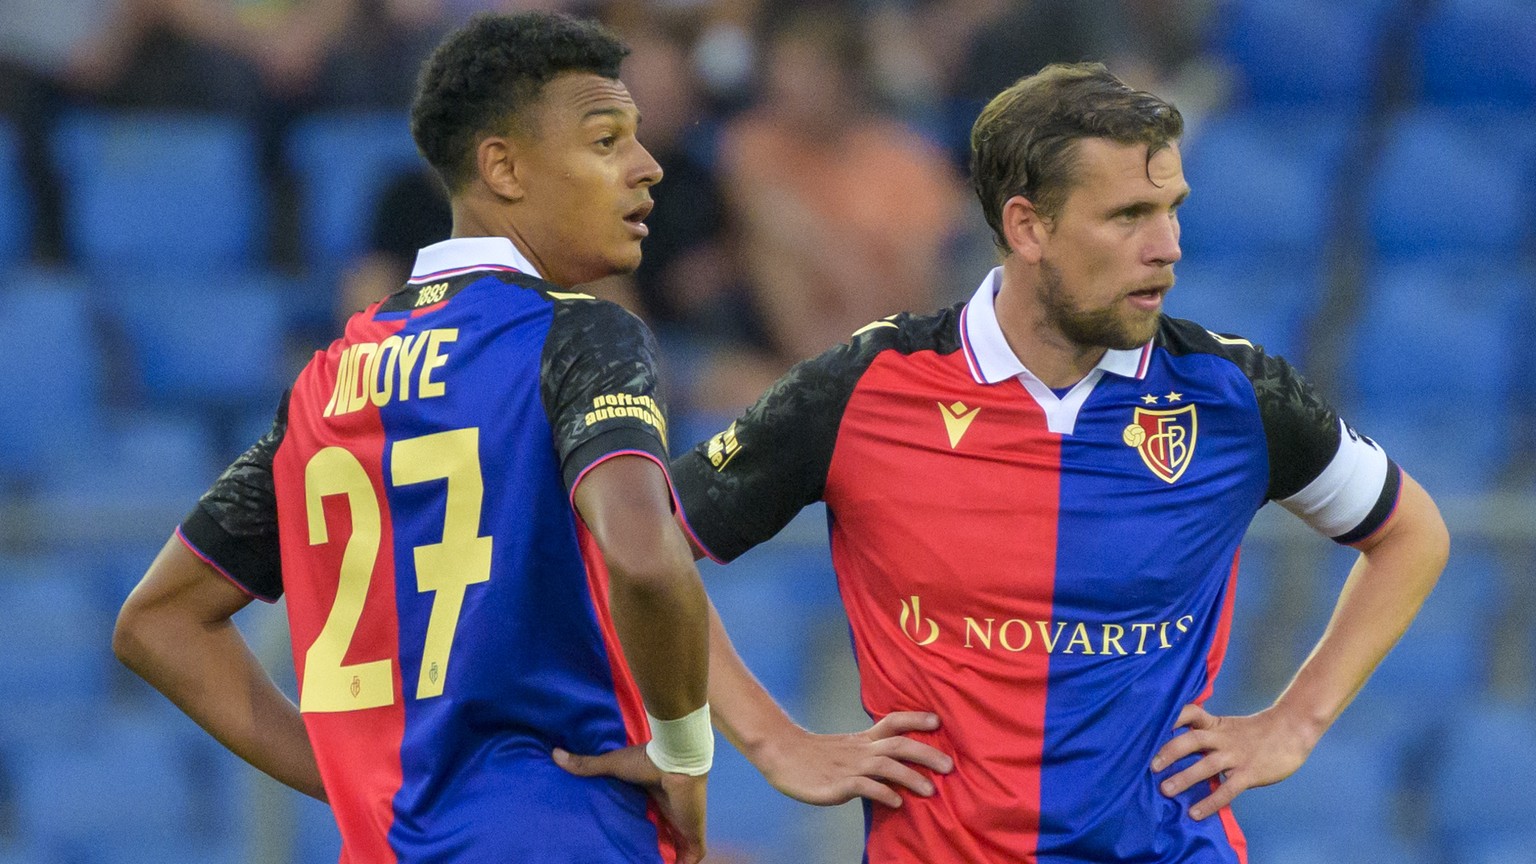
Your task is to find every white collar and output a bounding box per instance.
[408,236,542,282]
[959,267,1152,385]
[958,267,1153,435]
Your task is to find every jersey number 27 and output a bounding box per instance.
[298,428,492,713]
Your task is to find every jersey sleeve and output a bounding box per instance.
[670,333,881,563]
[177,392,289,601]
[540,299,671,493]
[1242,341,1402,544]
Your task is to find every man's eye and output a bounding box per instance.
[596,136,617,149]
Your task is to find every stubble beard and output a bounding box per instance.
[1039,259,1161,352]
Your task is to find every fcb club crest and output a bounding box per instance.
[1123,404,1197,483]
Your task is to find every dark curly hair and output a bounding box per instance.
[410,12,630,192]
[971,63,1184,251]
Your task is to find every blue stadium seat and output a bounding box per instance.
[1178,107,1358,262]
[102,272,291,411]
[1213,0,1400,107]
[51,111,264,272]
[0,557,113,715]
[1164,260,1323,362]
[285,113,428,273]
[36,411,222,539]
[9,711,241,864]
[1367,108,1536,259]
[1349,260,1526,492]
[1357,547,1499,704]
[1418,0,1536,106]
[0,119,30,264]
[0,280,103,485]
[1234,726,1410,858]
[1428,701,1536,851]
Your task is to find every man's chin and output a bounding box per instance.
[1112,312,1161,349]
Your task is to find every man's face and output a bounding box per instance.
[1035,138,1188,350]
[514,72,661,286]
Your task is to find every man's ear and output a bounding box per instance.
[1001,194,1048,264]
[477,135,524,202]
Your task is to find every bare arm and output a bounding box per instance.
[1155,471,1449,818]
[705,599,953,808]
[573,455,709,720]
[569,454,711,863]
[113,537,326,801]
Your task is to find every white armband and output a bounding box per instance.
[1279,419,1392,539]
[645,704,714,776]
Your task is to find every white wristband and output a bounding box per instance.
[645,704,714,776]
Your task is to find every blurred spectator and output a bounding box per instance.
[717,5,965,375]
[615,25,751,342]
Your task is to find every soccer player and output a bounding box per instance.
[113,13,717,862]
[566,63,1450,861]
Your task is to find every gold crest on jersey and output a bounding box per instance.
[1123,403,1197,483]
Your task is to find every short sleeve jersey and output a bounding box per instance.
[179,239,679,864]
[672,269,1400,864]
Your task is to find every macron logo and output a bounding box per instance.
[938,401,981,449]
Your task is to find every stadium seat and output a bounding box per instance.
[0,280,103,485]
[1357,547,1500,703]
[1349,259,1527,492]
[51,111,264,272]
[102,272,291,412]
[0,557,113,717]
[8,710,241,864]
[1213,0,1400,107]
[1428,700,1536,851]
[1234,725,1410,859]
[1177,107,1358,262]
[0,119,30,265]
[1367,108,1536,260]
[285,112,428,273]
[35,410,222,544]
[1418,0,1536,106]
[1164,260,1323,363]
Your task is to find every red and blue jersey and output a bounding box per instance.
[178,238,680,862]
[672,268,1400,863]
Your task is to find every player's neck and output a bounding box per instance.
[993,268,1107,390]
[448,199,564,287]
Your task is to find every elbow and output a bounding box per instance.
[112,595,157,674]
[604,541,694,597]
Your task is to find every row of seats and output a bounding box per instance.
[1215,0,1536,107]
[1177,106,1536,263]
[2,102,1535,277]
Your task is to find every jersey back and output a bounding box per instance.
[270,271,673,863]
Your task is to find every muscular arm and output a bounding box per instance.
[573,455,708,720]
[113,537,326,801]
[1155,471,1449,818]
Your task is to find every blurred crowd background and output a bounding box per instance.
[1,0,1534,861]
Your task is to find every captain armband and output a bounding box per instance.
[645,704,714,776]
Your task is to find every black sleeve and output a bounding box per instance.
[178,392,288,601]
[540,299,671,492]
[670,332,886,562]
[1160,318,1399,542]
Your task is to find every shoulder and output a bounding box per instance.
[1155,315,1267,368]
[792,304,962,386]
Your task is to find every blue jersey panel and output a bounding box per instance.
[1037,350,1268,863]
[375,277,662,862]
